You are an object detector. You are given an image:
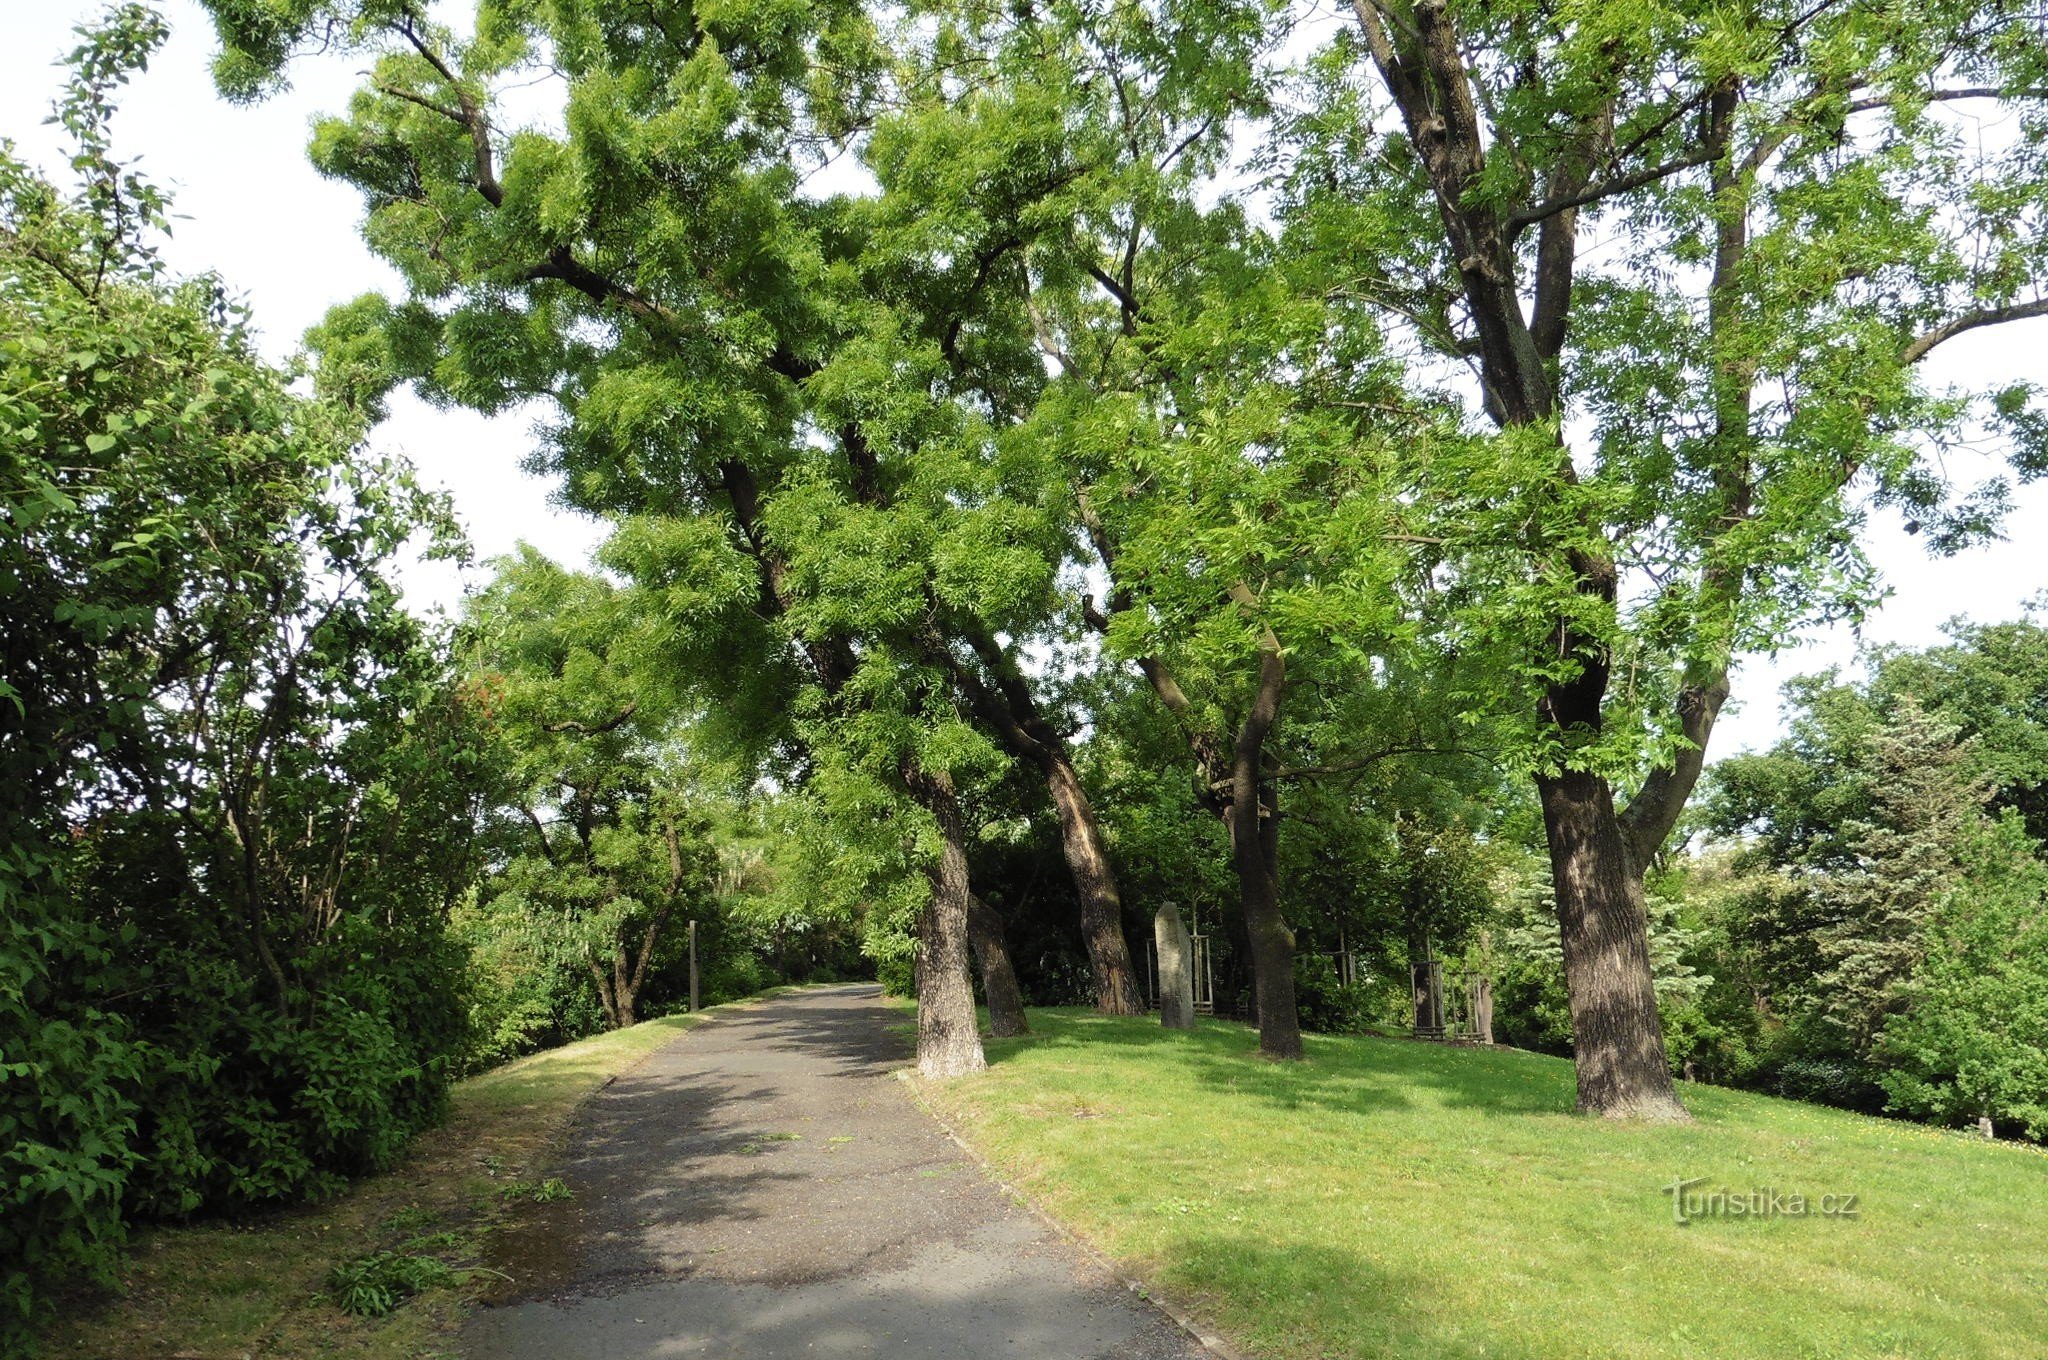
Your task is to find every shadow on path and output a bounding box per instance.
[465,985,1205,1360]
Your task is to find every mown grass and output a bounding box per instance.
[916,1010,2048,1360]
[42,992,794,1359]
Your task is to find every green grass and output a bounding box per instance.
[41,990,799,1359]
[915,1010,2048,1360]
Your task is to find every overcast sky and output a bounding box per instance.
[6,0,2045,755]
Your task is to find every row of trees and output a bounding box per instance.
[14,1,2048,1345]
[195,0,2048,1111]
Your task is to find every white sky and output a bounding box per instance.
[5,0,2045,756]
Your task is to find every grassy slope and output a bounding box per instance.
[42,993,791,1359]
[917,1011,2048,1360]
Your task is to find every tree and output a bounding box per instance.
[1704,667,2048,1126]
[1293,0,2048,1116]
[464,551,720,1031]
[1804,702,1985,1057]
[1879,814,2048,1140]
[1867,614,2048,844]
[195,0,1167,1059]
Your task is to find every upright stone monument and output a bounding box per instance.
[1156,900,1195,1031]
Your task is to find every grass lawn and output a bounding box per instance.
[40,992,791,1359]
[915,1010,2048,1360]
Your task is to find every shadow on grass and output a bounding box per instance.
[982,1009,1580,1121]
[1147,1234,1482,1360]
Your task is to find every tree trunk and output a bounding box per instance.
[588,960,622,1030]
[912,774,987,1079]
[1537,768,1688,1119]
[1225,587,1302,1060]
[951,629,1144,1016]
[1230,776,1302,1060]
[967,896,1030,1038]
[1042,754,1144,1015]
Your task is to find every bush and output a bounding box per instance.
[1292,953,1376,1034]
[876,954,916,1000]
[1771,1057,1890,1114]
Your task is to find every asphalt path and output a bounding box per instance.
[461,983,1210,1360]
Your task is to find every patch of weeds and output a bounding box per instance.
[326,1252,457,1318]
[497,1177,573,1204]
[398,1229,468,1254]
[737,1132,802,1156]
[380,1203,435,1236]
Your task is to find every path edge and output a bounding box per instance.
[897,1070,1254,1360]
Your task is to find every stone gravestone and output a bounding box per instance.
[1156,901,1195,1030]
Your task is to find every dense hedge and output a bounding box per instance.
[0,27,486,1345]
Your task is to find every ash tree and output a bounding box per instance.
[940,0,1455,1057]
[1289,0,2048,1116]
[197,0,1169,1075]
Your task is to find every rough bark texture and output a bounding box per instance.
[951,631,1144,1016]
[1042,755,1145,1015]
[1348,0,1707,1116]
[1538,769,1687,1119]
[966,896,1030,1038]
[1229,593,1303,1061]
[913,776,987,1079]
[1154,901,1195,1031]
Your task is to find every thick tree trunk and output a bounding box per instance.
[1224,587,1303,1060]
[1230,777,1303,1060]
[1042,754,1144,1015]
[912,775,987,1079]
[1537,769,1688,1119]
[967,896,1030,1038]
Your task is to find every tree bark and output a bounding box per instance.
[951,629,1144,1015]
[967,895,1030,1038]
[1350,0,1696,1116]
[911,772,987,1078]
[1537,768,1687,1119]
[1228,595,1303,1061]
[1230,771,1301,1059]
[1042,753,1144,1015]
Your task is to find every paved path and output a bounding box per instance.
[462,984,1208,1360]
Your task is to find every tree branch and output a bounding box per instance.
[544,701,637,735]
[1900,298,2048,367]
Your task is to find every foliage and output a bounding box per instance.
[1,13,484,1347]
[1877,814,2048,1139]
[1704,660,2048,1135]
[1289,953,1376,1035]
[1478,861,1713,1060]
[326,1251,456,1318]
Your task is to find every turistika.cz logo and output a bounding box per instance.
[1662,1176,1861,1225]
